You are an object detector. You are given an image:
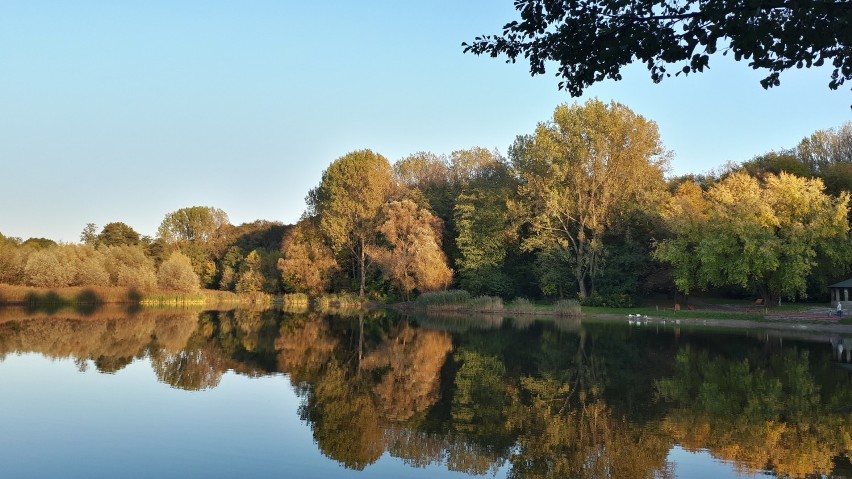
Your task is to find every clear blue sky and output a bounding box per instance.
[2,0,849,243]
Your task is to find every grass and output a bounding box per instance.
[582,305,766,321]
[416,290,471,308]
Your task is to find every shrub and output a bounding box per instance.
[581,292,635,308]
[157,252,200,292]
[24,249,73,287]
[117,264,158,291]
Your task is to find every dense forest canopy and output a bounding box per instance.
[2,101,851,304]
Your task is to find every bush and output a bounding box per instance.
[24,249,73,287]
[157,252,200,293]
[581,292,635,308]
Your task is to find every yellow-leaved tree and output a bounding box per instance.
[655,171,851,303]
[510,99,669,299]
[367,199,453,301]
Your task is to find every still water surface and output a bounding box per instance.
[1,307,851,478]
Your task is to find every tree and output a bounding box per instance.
[796,122,852,172]
[367,199,453,300]
[24,248,73,287]
[157,206,230,288]
[453,153,516,296]
[235,250,264,293]
[157,251,201,292]
[80,223,98,245]
[219,246,244,291]
[157,206,230,244]
[309,150,396,297]
[462,0,852,97]
[278,218,339,295]
[511,100,669,298]
[97,222,141,247]
[655,172,851,302]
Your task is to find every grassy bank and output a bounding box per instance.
[412,290,582,317]
[0,284,266,308]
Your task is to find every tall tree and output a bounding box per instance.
[463,0,852,97]
[511,100,669,298]
[309,150,396,297]
[453,153,516,296]
[157,206,230,288]
[655,172,851,302]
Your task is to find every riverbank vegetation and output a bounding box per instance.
[2,101,851,308]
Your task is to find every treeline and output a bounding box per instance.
[2,100,851,304]
[0,211,287,295]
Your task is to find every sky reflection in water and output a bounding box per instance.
[0,308,850,478]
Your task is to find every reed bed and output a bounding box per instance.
[281,293,309,306]
[466,295,504,313]
[553,299,582,316]
[506,297,537,315]
[315,293,365,314]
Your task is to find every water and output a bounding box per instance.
[1,306,851,478]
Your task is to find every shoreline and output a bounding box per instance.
[583,312,852,334]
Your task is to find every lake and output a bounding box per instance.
[1,306,851,478]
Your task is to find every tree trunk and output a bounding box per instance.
[359,237,366,298]
[576,264,587,300]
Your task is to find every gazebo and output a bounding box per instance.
[828,279,852,308]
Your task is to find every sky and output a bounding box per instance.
[2,0,849,243]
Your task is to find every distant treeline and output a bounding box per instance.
[2,100,851,305]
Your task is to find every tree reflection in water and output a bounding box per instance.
[1,306,851,478]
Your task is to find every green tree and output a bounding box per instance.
[97,222,141,247]
[463,0,852,96]
[511,100,669,298]
[655,172,851,302]
[453,154,516,296]
[22,238,56,249]
[218,246,243,291]
[309,150,396,297]
[367,199,453,300]
[235,250,264,293]
[740,150,814,179]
